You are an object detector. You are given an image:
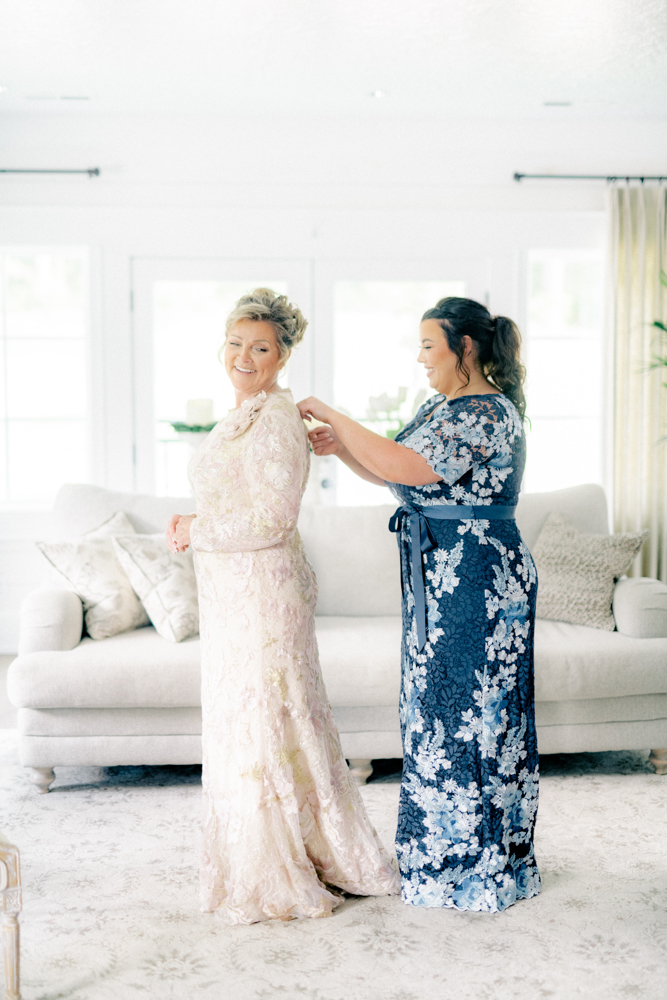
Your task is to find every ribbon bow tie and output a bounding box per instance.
[389,502,517,651]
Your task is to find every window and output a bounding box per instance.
[153,279,287,496]
[332,280,464,504]
[523,251,605,493]
[0,250,89,508]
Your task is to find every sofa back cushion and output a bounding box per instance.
[298,504,402,616]
[515,483,609,550]
[52,481,610,618]
[54,484,194,538]
[54,485,403,617]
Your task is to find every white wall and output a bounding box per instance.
[1,111,662,650]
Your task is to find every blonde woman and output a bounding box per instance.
[167,289,398,924]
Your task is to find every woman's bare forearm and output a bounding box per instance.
[299,397,440,486]
[337,446,387,486]
[328,412,439,486]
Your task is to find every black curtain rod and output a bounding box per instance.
[514,172,666,182]
[0,168,100,177]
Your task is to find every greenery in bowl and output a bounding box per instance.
[169,421,217,433]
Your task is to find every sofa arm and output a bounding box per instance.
[18,589,84,655]
[612,577,667,638]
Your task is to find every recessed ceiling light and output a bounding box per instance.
[543,101,572,107]
[0,86,7,95]
[371,90,387,99]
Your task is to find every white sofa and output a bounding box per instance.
[7,482,667,792]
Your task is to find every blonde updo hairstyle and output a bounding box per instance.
[222,287,308,363]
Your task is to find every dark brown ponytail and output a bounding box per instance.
[421,297,527,419]
[488,314,526,419]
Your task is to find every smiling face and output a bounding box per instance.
[223,318,287,404]
[417,319,470,396]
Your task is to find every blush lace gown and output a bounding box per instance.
[188,387,399,923]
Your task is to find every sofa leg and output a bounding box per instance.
[649,749,667,775]
[28,768,55,794]
[348,759,373,785]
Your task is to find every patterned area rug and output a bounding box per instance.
[1,730,665,1000]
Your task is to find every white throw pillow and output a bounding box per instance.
[112,534,199,643]
[532,512,648,631]
[37,512,150,640]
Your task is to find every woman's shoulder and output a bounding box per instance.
[258,389,308,435]
[262,388,300,419]
[436,393,518,425]
[410,394,522,454]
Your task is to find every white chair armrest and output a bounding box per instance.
[18,589,84,655]
[612,577,667,638]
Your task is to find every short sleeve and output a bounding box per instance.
[402,400,500,486]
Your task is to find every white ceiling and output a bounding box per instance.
[0,0,666,119]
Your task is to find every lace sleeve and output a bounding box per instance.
[403,399,500,486]
[190,406,308,553]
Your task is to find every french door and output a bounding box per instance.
[131,255,485,500]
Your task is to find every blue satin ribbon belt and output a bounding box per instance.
[388,503,517,652]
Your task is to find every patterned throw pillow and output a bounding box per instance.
[112,534,199,643]
[532,512,648,631]
[37,512,150,640]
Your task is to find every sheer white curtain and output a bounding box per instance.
[608,181,667,581]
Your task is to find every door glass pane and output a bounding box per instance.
[6,340,87,419]
[333,280,464,505]
[0,250,88,509]
[524,251,604,492]
[5,254,85,338]
[153,280,287,496]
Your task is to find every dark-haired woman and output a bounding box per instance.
[297,296,540,913]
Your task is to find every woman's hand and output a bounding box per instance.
[166,513,196,553]
[308,423,345,457]
[297,396,335,425]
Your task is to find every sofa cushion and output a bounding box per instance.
[8,627,202,710]
[50,483,610,617]
[515,483,609,550]
[315,617,402,706]
[298,506,402,617]
[53,484,195,538]
[10,611,667,714]
[7,617,403,711]
[533,618,667,701]
[533,513,647,631]
[36,511,150,640]
[54,486,403,618]
[113,534,199,643]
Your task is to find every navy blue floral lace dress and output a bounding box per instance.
[386,393,541,913]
